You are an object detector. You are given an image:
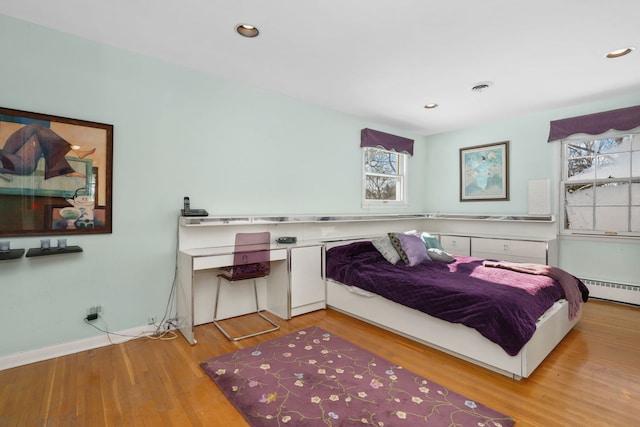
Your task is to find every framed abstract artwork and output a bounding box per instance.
[460,141,509,201]
[0,107,113,236]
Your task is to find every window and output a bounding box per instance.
[362,147,407,206]
[561,133,640,235]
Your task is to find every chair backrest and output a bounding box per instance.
[230,232,271,280]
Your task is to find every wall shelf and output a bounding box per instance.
[182,214,427,226]
[26,246,83,257]
[0,249,25,261]
[181,213,555,227]
[423,213,555,222]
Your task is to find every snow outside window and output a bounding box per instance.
[562,133,640,236]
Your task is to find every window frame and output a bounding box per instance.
[560,132,639,237]
[361,147,408,207]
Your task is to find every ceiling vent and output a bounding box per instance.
[471,81,494,93]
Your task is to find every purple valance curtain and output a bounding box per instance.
[361,128,414,155]
[548,105,640,142]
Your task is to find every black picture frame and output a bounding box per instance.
[0,107,113,236]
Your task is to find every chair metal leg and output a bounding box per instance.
[251,279,280,337]
[212,276,235,341]
[213,276,280,341]
[213,276,222,321]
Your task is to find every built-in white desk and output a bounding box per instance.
[176,242,325,345]
[176,212,555,345]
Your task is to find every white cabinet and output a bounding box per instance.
[439,234,557,265]
[289,245,326,317]
[439,235,471,256]
[471,237,551,264]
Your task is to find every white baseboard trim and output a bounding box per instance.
[0,324,157,371]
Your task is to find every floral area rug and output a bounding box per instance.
[200,326,515,426]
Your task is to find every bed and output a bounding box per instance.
[325,238,589,379]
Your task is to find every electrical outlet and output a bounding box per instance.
[88,305,103,315]
[85,305,103,321]
[148,317,156,325]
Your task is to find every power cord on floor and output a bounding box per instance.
[84,315,178,342]
[83,227,182,343]
[147,227,181,338]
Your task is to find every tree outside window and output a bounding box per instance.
[362,147,407,205]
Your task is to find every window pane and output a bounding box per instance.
[599,137,624,153]
[633,150,640,177]
[595,206,627,231]
[362,146,406,204]
[364,148,398,175]
[632,180,640,204]
[563,134,639,235]
[566,141,590,159]
[565,183,593,205]
[595,181,628,205]
[631,207,640,232]
[365,176,398,200]
[565,206,593,230]
[567,157,593,179]
[595,153,629,179]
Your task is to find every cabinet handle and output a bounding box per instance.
[503,244,509,251]
[452,240,457,246]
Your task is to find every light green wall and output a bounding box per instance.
[423,95,640,213]
[423,93,640,285]
[424,112,554,214]
[0,15,427,357]
[559,237,638,285]
[1,14,639,359]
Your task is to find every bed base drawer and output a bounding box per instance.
[471,237,547,264]
[439,235,471,256]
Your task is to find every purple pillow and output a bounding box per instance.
[394,233,431,266]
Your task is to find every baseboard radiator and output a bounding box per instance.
[581,278,640,306]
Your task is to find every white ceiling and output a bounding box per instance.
[1,0,639,136]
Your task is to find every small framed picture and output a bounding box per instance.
[460,141,509,201]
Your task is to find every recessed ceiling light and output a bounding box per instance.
[236,24,259,38]
[424,103,438,109]
[605,47,635,58]
[471,81,494,93]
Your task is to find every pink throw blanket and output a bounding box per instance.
[483,261,583,320]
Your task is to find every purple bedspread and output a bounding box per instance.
[326,241,589,356]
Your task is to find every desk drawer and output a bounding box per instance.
[439,235,471,256]
[471,238,547,264]
[193,248,287,270]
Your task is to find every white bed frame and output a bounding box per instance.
[325,241,582,380]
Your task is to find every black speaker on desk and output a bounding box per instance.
[276,236,297,244]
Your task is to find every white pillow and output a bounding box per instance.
[372,235,401,264]
[427,248,455,263]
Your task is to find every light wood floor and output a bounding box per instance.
[0,299,638,426]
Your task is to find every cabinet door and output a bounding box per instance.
[290,245,326,316]
[471,238,548,264]
[439,235,471,256]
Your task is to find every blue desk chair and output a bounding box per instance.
[213,232,280,340]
